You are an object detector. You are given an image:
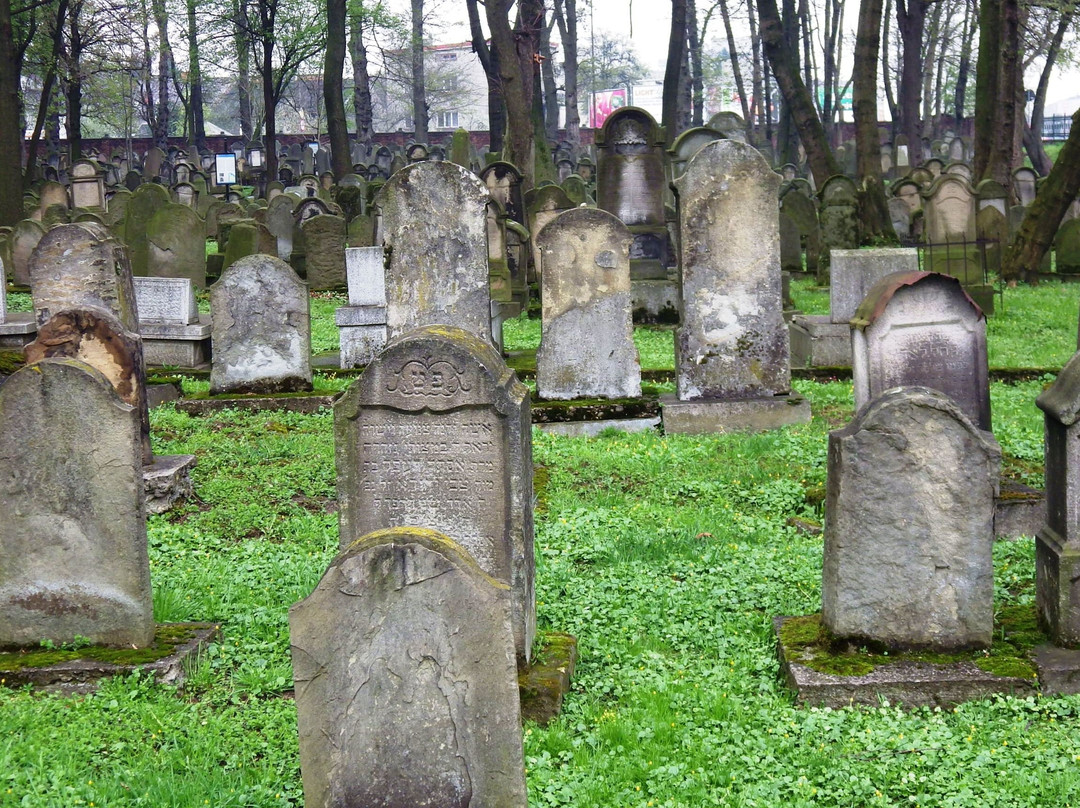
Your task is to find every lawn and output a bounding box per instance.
[1,282,1079,806]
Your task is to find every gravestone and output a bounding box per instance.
[708,111,748,142]
[39,180,68,212]
[922,175,983,290]
[0,359,154,648]
[30,222,139,331]
[334,325,535,661]
[146,203,207,287]
[133,276,210,367]
[1056,219,1080,274]
[10,219,46,286]
[817,176,860,282]
[265,194,298,261]
[209,255,312,394]
[1035,352,1080,645]
[70,160,106,210]
[823,386,1000,650]
[1014,167,1038,207]
[536,208,641,399]
[667,126,723,180]
[852,271,990,430]
[480,161,524,224]
[337,246,387,367]
[595,107,670,280]
[124,182,171,277]
[373,162,492,342]
[289,527,527,808]
[780,189,821,276]
[301,214,347,290]
[133,276,197,324]
[221,222,258,271]
[779,213,802,273]
[664,139,809,433]
[889,197,912,240]
[524,184,575,282]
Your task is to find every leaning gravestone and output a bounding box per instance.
[334,325,535,662]
[0,359,154,648]
[536,207,641,399]
[146,202,207,287]
[290,527,528,808]
[1035,353,1080,645]
[373,162,492,343]
[664,139,809,433]
[300,213,346,290]
[852,270,990,431]
[823,386,1000,650]
[209,255,312,394]
[10,219,46,286]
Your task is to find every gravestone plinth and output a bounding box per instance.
[133,277,211,368]
[663,139,810,433]
[823,387,1000,650]
[1036,352,1080,646]
[0,359,154,648]
[0,264,36,348]
[852,271,990,431]
[290,527,528,808]
[334,326,535,662]
[337,246,387,368]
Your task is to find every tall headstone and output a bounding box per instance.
[290,527,527,808]
[10,219,46,286]
[852,271,990,430]
[70,160,106,210]
[1013,167,1038,207]
[0,359,153,648]
[1036,352,1080,645]
[209,255,312,394]
[664,139,810,432]
[536,208,641,399]
[334,326,535,661]
[816,176,860,282]
[123,183,171,277]
[823,386,1000,650]
[373,162,492,342]
[146,203,207,287]
[301,213,347,290]
[337,246,388,367]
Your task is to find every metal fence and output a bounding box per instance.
[1043,115,1072,142]
[916,236,1004,311]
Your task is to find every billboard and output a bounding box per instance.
[590,88,628,129]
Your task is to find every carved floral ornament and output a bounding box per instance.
[386,356,473,397]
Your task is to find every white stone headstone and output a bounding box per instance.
[133,277,198,325]
[345,246,386,307]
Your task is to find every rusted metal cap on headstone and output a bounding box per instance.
[850,270,984,331]
[1037,350,1080,426]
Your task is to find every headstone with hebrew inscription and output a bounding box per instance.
[334,325,535,661]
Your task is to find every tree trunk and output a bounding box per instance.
[718,0,750,137]
[1002,107,1080,280]
[151,0,173,147]
[920,0,941,140]
[953,0,972,129]
[776,0,799,164]
[553,0,579,149]
[758,0,840,184]
[973,0,1021,197]
[324,0,350,178]
[678,29,692,132]
[0,0,23,226]
[66,6,83,159]
[881,0,898,128]
[233,0,252,140]
[466,0,505,153]
[486,0,534,184]
[854,0,897,242]
[261,25,277,181]
[410,0,427,142]
[540,15,559,139]
[687,0,703,126]
[25,0,67,188]
[748,0,764,143]
[895,0,925,152]
[662,0,687,144]
[350,6,373,145]
[186,0,205,146]
[1025,2,1072,175]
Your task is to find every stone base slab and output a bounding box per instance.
[788,314,852,369]
[661,394,812,434]
[1032,645,1080,695]
[995,481,1046,540]
[631,280,680,324]
[536,416,660,437]
[144,454,197,514]
[140,318,211,369]
[775,617,1037,708]
[175,392,340,416]
[519,632,578,726]
[0,622,219,695]
[0,312,36,350]
[339,323,387,368]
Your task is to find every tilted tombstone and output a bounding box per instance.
[337,246,387,367]
[146,202,207,287]
[25,307,153,465]
[595,107,671,280]
[123,182,171,277]
[536,207,641,399]
[289,527,528,808]
[334,325,535,661]
[209,255,312,394]
[1035,352,1080,645]
[39,180,68,212]
[30,221,139,331]
[104,188,131,231]
[373,161,492,343]
[666,139,809,432]
[888,197,912,240]
[300,214,347,290]
[707,111,748,142]
[265,193,299,261]
[823,386,1000,650]
[10,219,46,286]
[892,178,922,215]
[0,359,154,648]
[852,271,990,430]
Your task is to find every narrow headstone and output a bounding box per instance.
[290,527,528,808]
[337,246,388,367]
[0,359,153,648]
[300,214,347,290]
[537,208,641,399]
[10,219,46,286]
[823,386,1000,650]
[209,255,312,394]
[123,183,172,277]
[334,325,535,660]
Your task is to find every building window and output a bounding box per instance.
[436,111,459,129]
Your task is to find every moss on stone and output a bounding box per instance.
[0,351,25,376]
[0,623,199,672]
[533,465,551,514]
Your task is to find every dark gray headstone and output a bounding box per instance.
[147,202,207,287]
[300,214,346,290]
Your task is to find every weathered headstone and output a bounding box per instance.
[823,386,1000,650]
[536,208,641,399]
[0,359,153,648]
[132,276,209,367]
[817,175,860,282]
[300,214,347,290]
[334,325,535,660]
[10,219,46,286]
[373,162,492,342]
[209,255,312,394]
[665,139,809,432]
[123,183,171,277]
[1014,167,1038,207]
[1056,219,1080,274]
[146,203,207,287]
[289,527,528,808]
[852,271,991,430]
[133,276,198,325]
[70,160,106,210]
